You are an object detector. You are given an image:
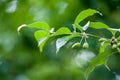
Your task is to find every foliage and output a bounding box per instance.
[1,0,120,80]
[18,9,120,79]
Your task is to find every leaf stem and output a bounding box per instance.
[87,34,101,38]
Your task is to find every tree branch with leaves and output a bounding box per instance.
[17,9,120,80]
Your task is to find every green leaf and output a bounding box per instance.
[56,36,71,53]
[107,28,120,35]
[34,30,50,52]
[74,9,102,24]
[56,33,80,53]
[99,42,109,54]
[28,22,50,30]
[73,24,83,31]
[53,27,71,36]
[84,44,113,79]
[89,22,109,29]
[34,30,49,41]
[89,22,119,35]
[84,49,113,79]
[38,37,49,52]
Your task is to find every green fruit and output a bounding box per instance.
[112,44,117,49]
[99,38,107,42]
[83,42,89,49]
[72,42,80,49]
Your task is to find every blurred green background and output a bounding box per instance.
[0,0,120,80]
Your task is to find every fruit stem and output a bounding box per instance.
[80,37,83,44]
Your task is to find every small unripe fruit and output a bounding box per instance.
[112,44,117,49]
[114,39,118,43]
[72,42,80,49]
[83,42,89,49]
[99,38,107,42]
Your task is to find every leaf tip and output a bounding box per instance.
[84,73,89,80]
[50,27,55,33]
[104,61,111,71]
[97,11,103,16]
[83,21,90,31]
[17,24,27,32]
